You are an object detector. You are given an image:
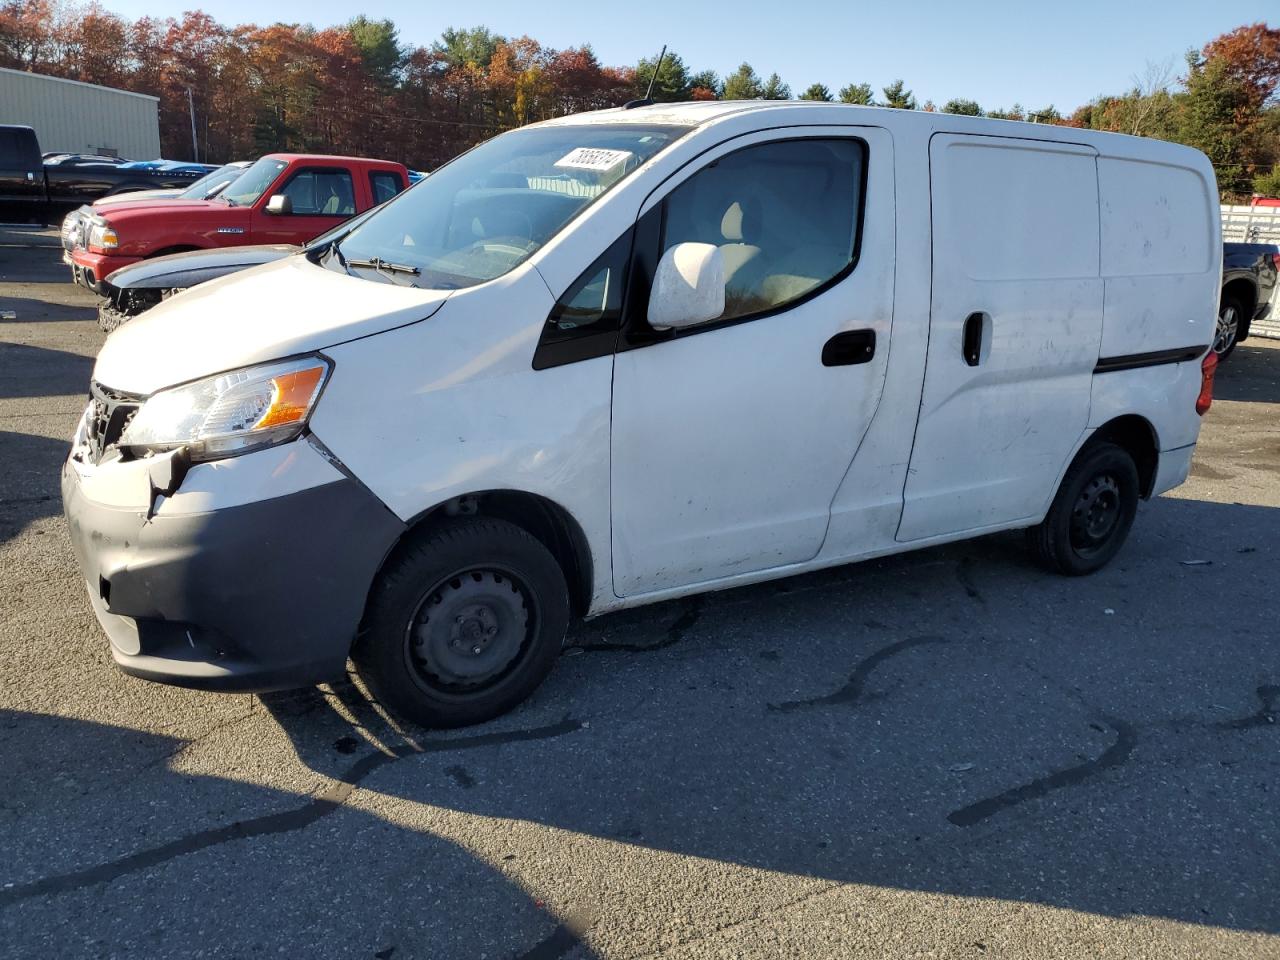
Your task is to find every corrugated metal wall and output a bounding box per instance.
[0,68,161,160]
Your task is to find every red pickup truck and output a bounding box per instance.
[68,153,409,293]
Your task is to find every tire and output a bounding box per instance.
[1213,296,1245,361]
[1026,441,1140,576]
[353,517,571,728]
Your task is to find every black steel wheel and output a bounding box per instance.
[1026,441,1140,576]
[355,518,570,727]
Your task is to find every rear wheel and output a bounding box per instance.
[1026,441,1140,576]
[354,518,570,728]
[1213,296,1244,360]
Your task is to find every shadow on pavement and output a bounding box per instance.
[0,709,601,958]
[0,431,72,544]
[0,295,97,323]
[1215,341,1280,403]
[0,342,92,400]
[3,497,1277,954]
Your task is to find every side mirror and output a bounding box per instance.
[265,194,292,216]
[647,242,725,331]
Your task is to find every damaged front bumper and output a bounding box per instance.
[61,438,405,692]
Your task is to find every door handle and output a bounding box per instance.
[962,312,985,366]
[822,329,876,366]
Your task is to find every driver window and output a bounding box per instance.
[280,169,356,216]
[660,139,864,322]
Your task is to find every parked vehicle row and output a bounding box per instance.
[61,161,252,264]
[0,125,217,224]
[64,153,408,301]
[62,101,1221,728]
[1217,241,1279,358]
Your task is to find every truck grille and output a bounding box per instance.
[77,382,143,463]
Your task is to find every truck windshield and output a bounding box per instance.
[334,123,688,289]
[219,158,286,207]
[177,164,246,200]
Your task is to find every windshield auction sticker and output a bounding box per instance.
[554,148,633,172]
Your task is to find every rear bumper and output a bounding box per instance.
[1152,444,1196,498]
[69,250,139,294]
[61,441,406,692]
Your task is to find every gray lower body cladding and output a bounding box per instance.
[61,460,405,692]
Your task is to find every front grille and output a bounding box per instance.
[81,381,143,463]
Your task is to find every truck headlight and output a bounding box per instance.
[120,356,331,461]
[88,221,119,250]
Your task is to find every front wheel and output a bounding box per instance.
[354,518,570,728]
[1026,441,1140,576]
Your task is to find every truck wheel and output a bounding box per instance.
[1213,296,1244,360]
[1026,441,1140,576]
[354,518,570,728]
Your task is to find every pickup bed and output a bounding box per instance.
[0,125,215,225]
[67,153,408,293]
[1218,242,1279,358]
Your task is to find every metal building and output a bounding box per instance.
[0,67,161,160]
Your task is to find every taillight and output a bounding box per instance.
[1271,252,1280,271]
[1196,349,1218,416]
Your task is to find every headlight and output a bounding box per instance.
[88,221,119,250]
[119,356,331,461]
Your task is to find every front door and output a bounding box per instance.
[610,129,895,597]
[898,134,1103,541]
[250,166,358,244]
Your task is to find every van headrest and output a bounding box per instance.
[721,198,761,243]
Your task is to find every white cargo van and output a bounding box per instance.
[62,102,1221,727]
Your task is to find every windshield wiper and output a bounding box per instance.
[346,256,421,284]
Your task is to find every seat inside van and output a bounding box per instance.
[662,140,860,319]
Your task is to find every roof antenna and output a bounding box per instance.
[623,45,666,109]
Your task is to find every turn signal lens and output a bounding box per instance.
[256,366,326,428]
[1196,349,1217,416]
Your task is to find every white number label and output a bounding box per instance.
[554,148,632,172]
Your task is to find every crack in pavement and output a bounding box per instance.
[0,716,581,907]
[947,718,1136,827]
[768,635,948,713]
[574,599,703,654]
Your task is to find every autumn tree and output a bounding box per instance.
[688,69,720,98]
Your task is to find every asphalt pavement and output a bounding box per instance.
[1,227,1277,959]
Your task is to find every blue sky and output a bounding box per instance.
[102,0,1273,112]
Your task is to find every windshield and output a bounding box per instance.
[177,163,246,200]
[334,123,688,289]
[219,157,286,207]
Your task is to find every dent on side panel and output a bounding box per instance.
[1088,360,1203,453]
[308,264,617,611]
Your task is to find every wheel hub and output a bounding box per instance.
[1214,305,1238,355]
[409,571,529,690]
[1070,474,1121,550]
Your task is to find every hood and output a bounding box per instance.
[94,188,180,208]
[94,255,451,395]
[92,198,225,221]
[105,244,299,289]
